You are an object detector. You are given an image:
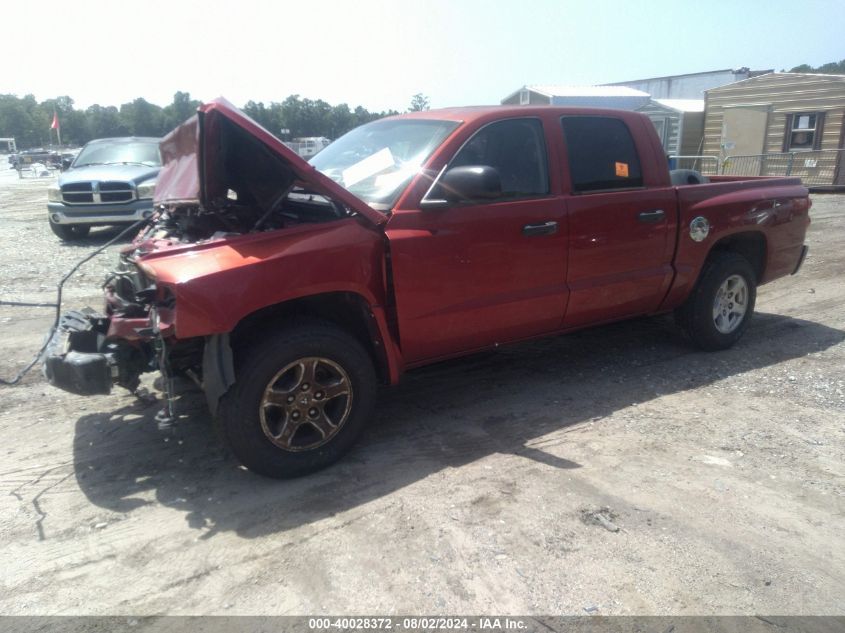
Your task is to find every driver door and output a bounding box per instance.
[386,117,569,365]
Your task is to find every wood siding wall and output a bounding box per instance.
[703,73,845,156]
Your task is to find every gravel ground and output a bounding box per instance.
[0,167,843,615]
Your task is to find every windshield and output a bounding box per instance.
[309,119,459,208]
[74,140,161,167]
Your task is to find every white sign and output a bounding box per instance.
[342,147,395,187]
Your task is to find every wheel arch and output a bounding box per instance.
[707,231,767,283]
[660,229,768,313]
[228,291,395,385]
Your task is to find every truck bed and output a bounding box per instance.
[660,176,811,311]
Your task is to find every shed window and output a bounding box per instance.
[651,117,669,148]
[519,90,530,105]
[785,112,825,151]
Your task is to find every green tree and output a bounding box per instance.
[0,92,401,149]
[119,98,166,136]
[330,103,355,138]
[789,59,845,74]
[408,93,430,112]
[86,104,128,139]
[0,94,39,147]
[163,91,201,130]
[243,100,272,131]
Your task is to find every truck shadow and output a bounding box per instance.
[72,312,844,539]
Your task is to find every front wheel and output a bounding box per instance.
[216,322,377,478]
[675,252,757,351]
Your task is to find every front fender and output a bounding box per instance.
[140,218,386,338]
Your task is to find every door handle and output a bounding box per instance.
[637,210,665,223]
[522,221,558,236]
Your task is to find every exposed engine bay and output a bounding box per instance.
[104,109,359,322]
[90,115,359,405]
[134,189,345,245]
[136,113,354,244]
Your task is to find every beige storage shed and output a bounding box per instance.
[703,73,845,187]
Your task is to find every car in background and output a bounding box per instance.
[46,137,161,240]
[283,136,331,159]
[9,148,63,171]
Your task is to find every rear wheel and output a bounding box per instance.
[216,322,377,478]
[675,252,757,351]
[49,220,90,241]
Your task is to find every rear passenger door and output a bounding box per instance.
[560,116,676,328]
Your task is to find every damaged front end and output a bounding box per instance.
[43,247,215,432]
[42,97,385,408]
[43,254,197,399]
[43,308,150,396]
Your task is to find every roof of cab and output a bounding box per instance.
[84,136,161,144]
[383,105,650,125]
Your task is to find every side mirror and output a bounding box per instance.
[61,157,73,171]
[422,165,502,208]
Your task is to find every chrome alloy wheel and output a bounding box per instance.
[712,274,749,334]
[259,357,353,451]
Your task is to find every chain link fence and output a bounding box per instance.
[669,150,844,187]
[668,155,720,175]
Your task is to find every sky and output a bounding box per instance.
[2,0,843,112]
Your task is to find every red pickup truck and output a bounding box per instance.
[44,99,811,478]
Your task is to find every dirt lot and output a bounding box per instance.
[0,167,843,616]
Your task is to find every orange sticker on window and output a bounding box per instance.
[615,162,629,177]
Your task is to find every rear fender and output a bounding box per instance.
[661,181,810,310]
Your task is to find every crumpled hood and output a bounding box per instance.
[154,97,386,227]
[61,163,159,185]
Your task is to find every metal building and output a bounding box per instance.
[501,85,651,111]
[604,68,772,100]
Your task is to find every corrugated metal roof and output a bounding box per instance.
[528,85,650,98]
[604,68,772,84]
[654,99,705,112]
[706,72,845,92]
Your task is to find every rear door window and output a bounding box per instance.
[561,116,643,193]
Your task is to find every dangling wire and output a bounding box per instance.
[0,217,151,386]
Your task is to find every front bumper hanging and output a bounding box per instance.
[43,309,115,395]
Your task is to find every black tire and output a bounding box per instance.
[49,220,90,240]
[216,321,377,478]
[675,252,757,351]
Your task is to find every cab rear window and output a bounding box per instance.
[561,116,643,193]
